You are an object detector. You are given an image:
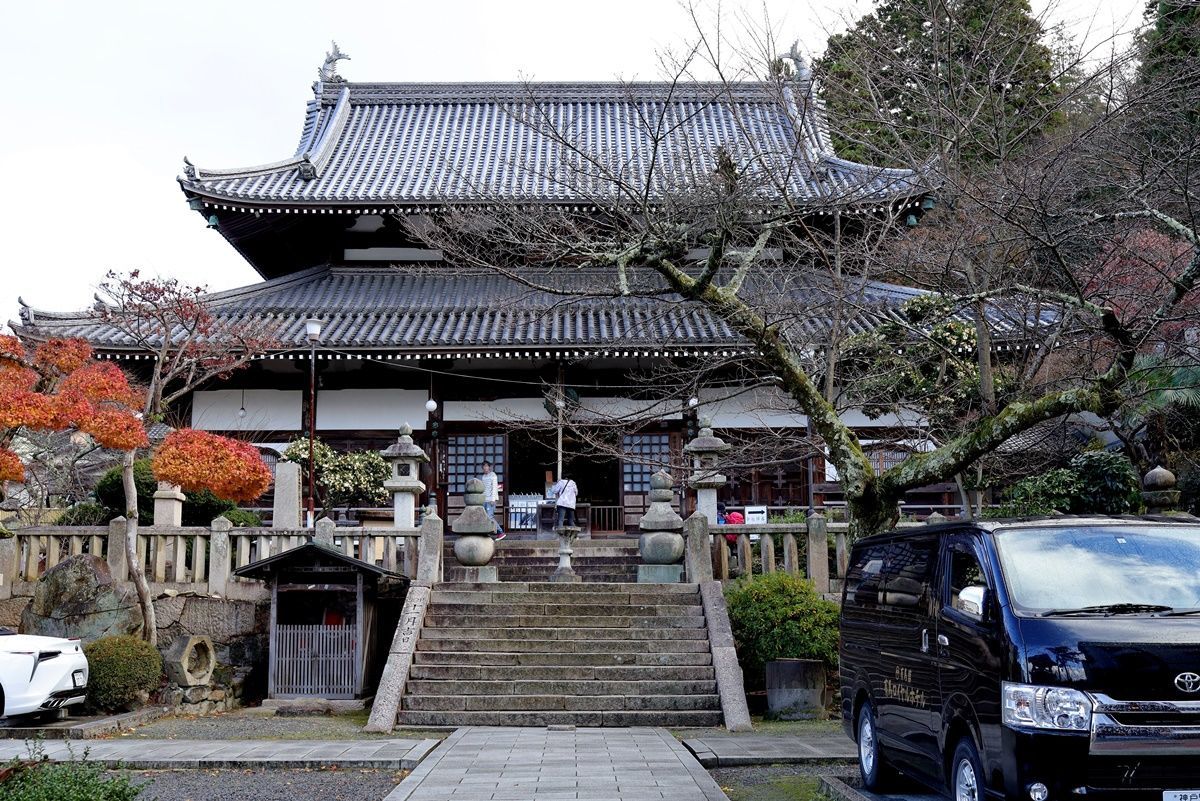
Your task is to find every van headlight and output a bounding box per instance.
[1002,682,1092,732]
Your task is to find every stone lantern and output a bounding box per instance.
[637,470,685,583]
[380,423,429,529]
[1143,465,1181,515]
[684,418,730,525]
[451,478,498,582]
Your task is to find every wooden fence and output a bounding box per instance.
[270,624,358,699]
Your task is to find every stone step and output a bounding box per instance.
[415,637,711,654]
[423,614,706,629]
[426,602,699,617]
[395,709,723,727]
[433,582,699,593]
[401,693,721,712]
[419,626,709,641]
[404,679,718,696]
[429,590,700,606]
[412,650,713,667]
[442,569,639,583]
[408,664,715,682]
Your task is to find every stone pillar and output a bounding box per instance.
[782,532,799,575]
[381,425,429,529]
[549,526,581,583]
[713,533,730,581]
[684,419,730,525]
[926,511,947,526]
[638,470,685,583]
[760,533,776,573]
[415,509,443,586]
[208,516,232,597]
[314,517,336,547]
[272,460,302,529]
[806,512,829,594]
[1143,466,1181,514]
[451,479,498,583]
[736,533,752,575]
[684,512,714,583]
[153,482,186,528]
[107,516,128,582]
[0,535,17,599]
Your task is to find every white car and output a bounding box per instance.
[0,631,89,717]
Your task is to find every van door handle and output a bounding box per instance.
[937,634,950,648]
[921,629,930,653]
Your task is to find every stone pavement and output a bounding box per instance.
[0,737,439,770]
[386,726,729,801]
[682,732,856,767]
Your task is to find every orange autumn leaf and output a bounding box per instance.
[33,338,93,375]
[152,429,271,503]
[80,408,149,451]
[0,448,24,483]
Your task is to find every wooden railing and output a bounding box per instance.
[0,515,442,602]
[587,505,625,533]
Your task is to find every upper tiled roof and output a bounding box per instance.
[179,79,927,208]
[13,266,1049,356]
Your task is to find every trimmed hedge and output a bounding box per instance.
[83,635,162,712]
[1,758,143,801]
[725,572,840,689]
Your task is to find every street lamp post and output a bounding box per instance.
[304,318,323,527]
[425,397,438,514]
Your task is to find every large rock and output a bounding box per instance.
[20,555,143,643]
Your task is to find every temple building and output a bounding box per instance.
[13,50,1014,531]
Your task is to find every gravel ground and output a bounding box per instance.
[119,767,404,801]
[709,765,832,801]
[113,708,443,741]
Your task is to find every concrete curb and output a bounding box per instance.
[818,774,875,801]
[0,706,171,740]
[653,727,731,801]
[384,726,469,800]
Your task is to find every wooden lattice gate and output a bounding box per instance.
[271,624,357,698]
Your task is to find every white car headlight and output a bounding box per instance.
[1002,682,1092,732]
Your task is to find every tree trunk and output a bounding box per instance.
[122,449,157,645]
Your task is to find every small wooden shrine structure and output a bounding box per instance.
[235,542,406,699]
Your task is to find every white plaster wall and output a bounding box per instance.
[444,397,682,423]
[192,390,303,431]
[316,389,429,430]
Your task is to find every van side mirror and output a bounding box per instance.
[958,585,988,619]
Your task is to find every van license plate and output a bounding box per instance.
[1163,792,1200,801]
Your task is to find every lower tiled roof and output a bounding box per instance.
[14,265,1046,355]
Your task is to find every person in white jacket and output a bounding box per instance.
[480,461,505,540]
[549,475,579,529]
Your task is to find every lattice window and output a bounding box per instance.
[446,434,505,495]
[621,433,671,493]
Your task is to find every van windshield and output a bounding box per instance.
[994,525,1200,616]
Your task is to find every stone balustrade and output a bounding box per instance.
[0,518,431,602]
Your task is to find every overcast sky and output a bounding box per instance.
[1,0,1142,331]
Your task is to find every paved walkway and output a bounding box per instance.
[683,732,856,767]
[386,727,729,801]
[0,737,439,770]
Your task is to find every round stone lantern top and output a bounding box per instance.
[1144,465,1177,491]
[684,418,730,455]
[380,423,429,462]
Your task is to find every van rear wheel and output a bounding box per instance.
[951,738,985,801]
[857,701,897,791]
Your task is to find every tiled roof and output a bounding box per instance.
[14,266,1049,355]
[180,80,927,207]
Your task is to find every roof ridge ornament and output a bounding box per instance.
[781,40,812,82]
[182,156,197,181]
[318,41,350,84]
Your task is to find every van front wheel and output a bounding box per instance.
[857,701,896,791]
[951,738,985,801]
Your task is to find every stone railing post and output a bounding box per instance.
[834,526,849,580]
[806,512,829,594]
[451,479,498,583]
[736,532,752,576]
[107,516,129,582]
[153,482,186,528]
[683,512,713,583]
[381,424,429,529]
[272,460,302,529]
[782,531,800,575]
[926,511,947,526]
[638,470,685,583]
[208,516,232,596]
[415,509,443,586]
[713,532,730,581]
[314,517,337,547]
[760,532,776,574]
[0,534,17,599]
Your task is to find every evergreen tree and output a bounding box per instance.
[817,0,1059,166]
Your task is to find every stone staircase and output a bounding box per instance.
[443,539,641,583]
[396,581,724,727]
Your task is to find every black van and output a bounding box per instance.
[840,517,1200,801]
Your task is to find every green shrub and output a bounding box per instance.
[1068,451,1141,515]
[96,460,239,526]
[83,635,162,712]
[57,502,115,526]
[181,489,235,526]
[1,752,143,801]
[221,508,262,527]
[987,468,1081,518]
[725,572,840,689]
